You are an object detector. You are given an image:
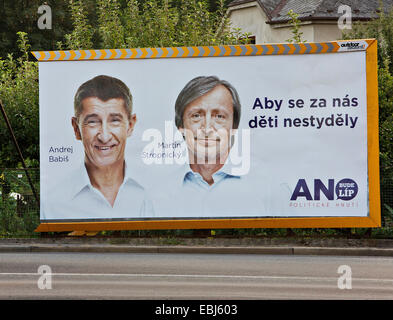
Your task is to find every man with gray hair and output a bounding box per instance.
[43,75,153,220]
[175,76,241,186]
[154,75,267,218]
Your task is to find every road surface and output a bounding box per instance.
[0,252,392,299]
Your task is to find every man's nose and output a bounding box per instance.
[202,113,215,135]
[97,122,112,143]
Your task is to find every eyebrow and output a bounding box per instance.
[185,106,203,112]
[109,113,124,119]
[83,114,99,122]
[83,113,125,122]
[186,106,231,114]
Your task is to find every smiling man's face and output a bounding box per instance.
[72,97,136,169]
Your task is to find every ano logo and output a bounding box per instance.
[290,178,358,201]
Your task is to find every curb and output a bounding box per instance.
[1,244,393,256]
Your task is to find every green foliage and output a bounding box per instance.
[60,0,249,49]
[286,9,306,44]
[97,0,125,48]
[342,6,393,73]
[0,198,20,235]
[378,60,393,184]
[0,200,39,237]
[0,168,40,236]
[0,32,39,168]
[123,0,180,48]
[0,0,73,59]
[62,0,95,50]
[384,204,393,219]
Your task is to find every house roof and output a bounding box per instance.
[228,0,393,23]
[228,0,282,19]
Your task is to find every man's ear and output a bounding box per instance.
[127,114,137,137]
[71,117,82,140]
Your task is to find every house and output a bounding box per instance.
[227,0,393,43]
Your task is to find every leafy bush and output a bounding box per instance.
[0,32,39,168]
[58,0,249,50]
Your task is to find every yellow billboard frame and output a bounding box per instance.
[34,39,380,232]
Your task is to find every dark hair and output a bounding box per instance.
[74,75,133,119]
[175,76,241,129]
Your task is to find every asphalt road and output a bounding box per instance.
[0,252,392,299]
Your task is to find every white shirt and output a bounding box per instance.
[152,162,269,218]
[41,163,154,220]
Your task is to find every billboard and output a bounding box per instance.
[34,39,380,232]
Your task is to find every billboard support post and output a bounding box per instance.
[0,100,40,208]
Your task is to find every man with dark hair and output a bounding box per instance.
[73,75,133,120]
[43,75,153,219]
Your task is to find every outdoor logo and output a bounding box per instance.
[340,42,365,50]
[290,178,358,201]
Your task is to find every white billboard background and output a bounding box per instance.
[39,51,368,220]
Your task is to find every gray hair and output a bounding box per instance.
[74,75,133,119]
[175,76,241,129]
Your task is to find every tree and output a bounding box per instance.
[341,6,393,72]
[286,9,306,44]
[0,0,73,59]
[60,0,95,49]
[0,32,39,168]
[58,0,248,49]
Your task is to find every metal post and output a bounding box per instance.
[0,100,40,207]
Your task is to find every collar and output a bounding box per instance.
[71,161,137,199]
[180,151,242,187]
[70,163,91,198]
